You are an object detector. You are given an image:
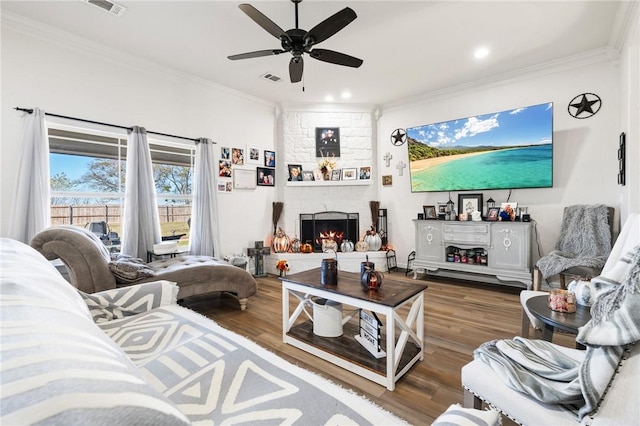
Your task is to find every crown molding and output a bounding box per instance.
[2,11,276,110]
[381,47,620,113]
[609,1,639,52]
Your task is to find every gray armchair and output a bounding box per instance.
[30,226,257,310]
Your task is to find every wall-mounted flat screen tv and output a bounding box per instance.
[407,102,553,192]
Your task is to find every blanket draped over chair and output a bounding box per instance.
[475,245,640,420]
[536,204,612,279]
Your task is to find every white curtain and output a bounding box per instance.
[189,138,219,256]
[121,126,161,259]
[9,108,51,243]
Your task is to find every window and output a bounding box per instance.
[49,127,194,247]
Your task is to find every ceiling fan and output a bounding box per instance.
[227,0,363,83]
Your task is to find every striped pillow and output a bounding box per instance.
[432,404,501,426]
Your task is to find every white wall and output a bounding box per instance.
[1,19,276,257]
[617,5,640,218]
[378,51,627,272]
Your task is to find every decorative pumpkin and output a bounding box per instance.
[322,239,338,252]
[364,227,382,251]
[361,266,383,291]
[355,240,369,252]
[290,238,301,253]
[300,241,314,253]
[272,228,291,253]
[340,239,354,253]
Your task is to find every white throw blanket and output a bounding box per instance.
[536,205,611,279]
[476,245,640,420]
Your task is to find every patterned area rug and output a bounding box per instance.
[99,305,408,425]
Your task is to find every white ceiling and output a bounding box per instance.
[1,1,629,107]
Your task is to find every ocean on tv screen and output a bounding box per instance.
[407,102,553,192]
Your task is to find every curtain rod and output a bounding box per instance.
[14,107,212,143]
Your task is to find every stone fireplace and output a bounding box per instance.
[299,211,359,252]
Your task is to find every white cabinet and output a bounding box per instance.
[413,220,532,289]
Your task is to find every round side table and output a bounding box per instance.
[525,295,592,349]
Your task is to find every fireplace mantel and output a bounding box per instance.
[265,252,389,275]
[286,180,371,187]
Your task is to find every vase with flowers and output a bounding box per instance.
[276,259,289,277]
[318,156,337,181]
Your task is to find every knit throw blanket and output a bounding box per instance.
[475,245,640,420]
[537,204,612,279]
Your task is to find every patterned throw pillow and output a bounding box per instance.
[79,280,179,323]
[109,259,155,283]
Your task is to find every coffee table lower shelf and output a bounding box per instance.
[286,320,422,388]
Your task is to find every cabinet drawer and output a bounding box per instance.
[443,223,490,245]
[443,232,490,245]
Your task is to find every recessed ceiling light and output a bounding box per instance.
[341,91,352,99]
[325,95,334,102]
[474,47,490,59]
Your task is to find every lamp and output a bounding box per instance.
[446,195,455,221]
[486,197,495,216]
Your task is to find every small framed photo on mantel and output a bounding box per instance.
[423,205,437,220]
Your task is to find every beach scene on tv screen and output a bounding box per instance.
[407,102,553,192]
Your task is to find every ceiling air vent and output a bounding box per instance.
[82,0,127,17]
[260,73,283,83]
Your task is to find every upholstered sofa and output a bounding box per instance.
[0,238,406,424]
[30,226,257,310]
[461,214,640,425]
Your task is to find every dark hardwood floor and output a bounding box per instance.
[182,271,574,425]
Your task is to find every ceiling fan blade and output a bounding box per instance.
[309,49,363,68]
[289,57,303,83]
[305,7,357,46]
[228,49,286,60]
[238,4,288,41]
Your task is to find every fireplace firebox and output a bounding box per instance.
[300,212,359,253]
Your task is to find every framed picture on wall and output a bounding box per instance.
[232,147,244,165]
[233,169,257,189]
[315,127,340,158]
[256,167,275,186]
[264,150,275,167]
[248,146,260,164]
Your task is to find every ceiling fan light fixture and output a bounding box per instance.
[229,0,363,84]
[340,91,351,99]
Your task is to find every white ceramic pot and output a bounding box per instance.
[567,280,594,306]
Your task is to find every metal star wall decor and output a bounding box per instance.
[568,93,602,119]
[390,128,407,146]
